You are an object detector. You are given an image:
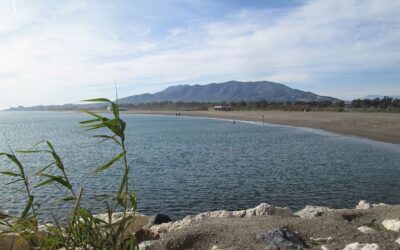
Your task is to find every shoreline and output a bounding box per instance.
[121,110,400,144]
[2,201,399,249]
[141,200,400,249]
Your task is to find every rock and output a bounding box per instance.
[0,233,30,250]
[190,204,293,221]
[0,223,55,250]
[356,200,371,209]
[256,226,310,250]
[321,245,330,250]
[295,205,331,219]
[396,237,400,245]
[193,210,233,220]
[342,212,361,222]
[372,203,388,208]
[0,210,9,219]
[151,213,171,225]
[310,237,333,243]
[144,213,172,229]
[342,243,379,250]
[245,203,293,217]
[382,219,400,232]
[232,210,246,218]
[357,226,377,234]
[94,212,150,237]
[138,240,156,250]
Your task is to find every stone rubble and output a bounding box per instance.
[381,219,400,232]
[256,226,310,250]
[149,203,293,238]
[294,205,331,218]
[342,242,379,250]
[357,226,377,234]
[310,236,333,243]
[355,200,388,210]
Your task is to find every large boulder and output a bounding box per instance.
[294,205,331,219]
[382,219,400,232]
[342,243,379,250]
[256,226,310,250]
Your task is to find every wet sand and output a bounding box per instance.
[124,110,400,144]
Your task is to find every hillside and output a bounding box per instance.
[118,81,339,104]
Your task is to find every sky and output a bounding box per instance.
[0,0,399,109]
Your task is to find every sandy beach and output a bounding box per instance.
[124,110,400,144]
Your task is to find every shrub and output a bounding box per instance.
[0,98,138,249]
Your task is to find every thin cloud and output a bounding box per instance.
[0,0,399,109]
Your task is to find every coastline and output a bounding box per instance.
[2,201,400,249]
[141,200,400,249]
[122,110,400,144]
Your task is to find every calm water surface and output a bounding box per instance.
[1,111,400,220]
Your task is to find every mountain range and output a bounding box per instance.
[118,81,339,104]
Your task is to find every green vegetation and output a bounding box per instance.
[118,98,400,112]
[9,97,400,113]
[0,98,138,249]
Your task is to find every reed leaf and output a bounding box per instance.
[95,151,126,173]
[35,174,71,189]
[0,171,20,177]
[21,195,33,218]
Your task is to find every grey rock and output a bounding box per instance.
[295,205,331,219]
[357,226,377,234]
[310,236,333,243]
[356,200,371,209]
[342,242,379,250]
[382,219,400,232]
[256,226,310,250]
[138,240,156,250]
[148,213,172,227]
[246,203,293,217]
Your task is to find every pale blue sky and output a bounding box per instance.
[0,0,399,109]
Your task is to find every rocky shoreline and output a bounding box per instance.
[1,200,399,249]
[136,200,400,250]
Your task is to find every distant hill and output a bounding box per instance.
[363,95,400,100]
[118,81,339,104]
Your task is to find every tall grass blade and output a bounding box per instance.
[95,151,125,173]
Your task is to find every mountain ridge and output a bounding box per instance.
[118,80,340,104]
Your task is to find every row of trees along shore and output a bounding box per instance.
[6,97,400,112]
[120,96,400,112]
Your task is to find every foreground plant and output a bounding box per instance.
[0,98,138,249]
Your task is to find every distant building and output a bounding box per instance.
[107,105,127,111]
[213,105,231,111]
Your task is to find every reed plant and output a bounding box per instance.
[0,98,138,249]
